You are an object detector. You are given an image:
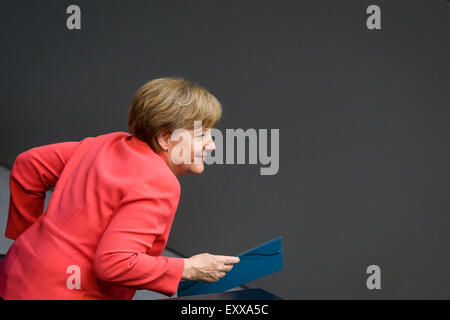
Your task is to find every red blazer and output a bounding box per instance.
[0,132,184,299]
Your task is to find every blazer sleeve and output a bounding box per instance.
[93,180,184,297]
[5,141,81,240]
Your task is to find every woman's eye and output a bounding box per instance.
[195,130,209,138]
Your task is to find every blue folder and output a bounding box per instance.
[177,236,283,297]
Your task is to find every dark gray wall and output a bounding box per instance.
[1,0,449,299]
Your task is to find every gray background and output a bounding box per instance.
[1,0,449,299]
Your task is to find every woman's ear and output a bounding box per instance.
[157,132,170,151]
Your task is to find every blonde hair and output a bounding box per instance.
[128,77,222,152]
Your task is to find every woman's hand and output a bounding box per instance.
[182,253,240,282]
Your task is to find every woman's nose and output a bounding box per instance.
[205,140,216,152]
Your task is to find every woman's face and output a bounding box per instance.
[161,127,216,176]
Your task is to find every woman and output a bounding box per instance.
[0,78,240,300]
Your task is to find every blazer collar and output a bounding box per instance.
[129,134,169,167]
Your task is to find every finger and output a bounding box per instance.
[204,273,218,282]
[220,264,234,272]
[215,255,240,265]
[209,271,226,281]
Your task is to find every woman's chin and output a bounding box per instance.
[189,163,205,174]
